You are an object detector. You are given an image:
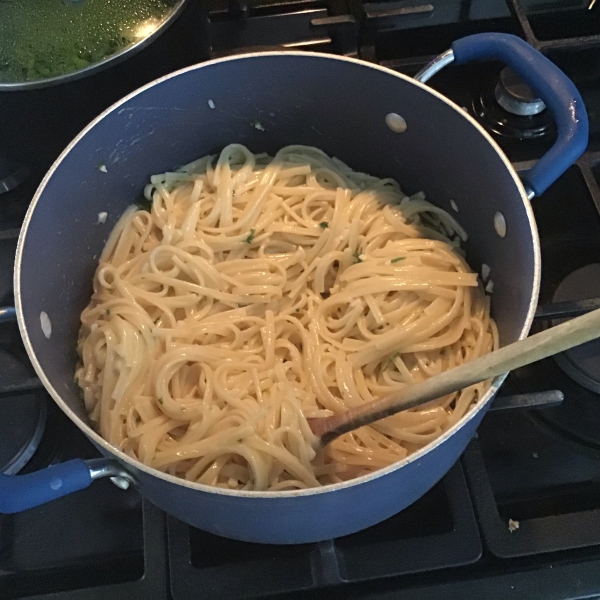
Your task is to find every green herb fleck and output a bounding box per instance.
[106,309,110,316]
[157,398,163,405]
[245,228,256,244]
[134,192,152,212]
[391,257,405,263]
[353,249,363,264]
[386,351,400,368]
[319,222,329,229]
[295,308,300,313]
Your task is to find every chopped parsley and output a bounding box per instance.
[245,228,256,244]
[391,257,405,263]
[106,309,110,316]
[319,222,329,229]
[295,308,300,313]
[134,192,152,212]
[353,249,363,264]
[157,398,163,405]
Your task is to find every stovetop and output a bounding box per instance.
[3,1,600,598]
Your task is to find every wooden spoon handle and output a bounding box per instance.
[310,306,600,447]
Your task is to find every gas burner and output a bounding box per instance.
[552,264,600,393]
[495,67,546,116]
[472,67,555,140]
[0,393,47,475]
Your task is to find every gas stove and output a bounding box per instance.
[3,1,600,598]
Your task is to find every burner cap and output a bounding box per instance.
[494,67,546,117]
[473,69,554,140]
[553,263,600,393]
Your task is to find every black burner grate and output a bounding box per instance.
[168,463,480,600]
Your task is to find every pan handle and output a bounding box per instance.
[0,308,136,512]
[0,458,136,514]
[415,33,588,198]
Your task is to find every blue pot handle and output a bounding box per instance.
[0,305,90,512]
[0,307,137,511]
[0,459,92,513]
[0,458,135,513]
[416,33,588,197]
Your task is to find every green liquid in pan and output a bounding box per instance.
[0,0,179,83]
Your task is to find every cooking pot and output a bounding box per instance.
[0,33,588,544]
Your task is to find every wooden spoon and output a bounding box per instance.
[308,306,600,450]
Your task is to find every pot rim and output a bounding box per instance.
[0,0,187,92]
[14,50,541,499]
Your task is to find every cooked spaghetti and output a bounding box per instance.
[75,144,498,491]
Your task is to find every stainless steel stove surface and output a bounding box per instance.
[3,1,600,598]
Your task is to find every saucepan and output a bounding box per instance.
[0,0,187,90]
[0,33,588,544]
[0,0,187,194]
